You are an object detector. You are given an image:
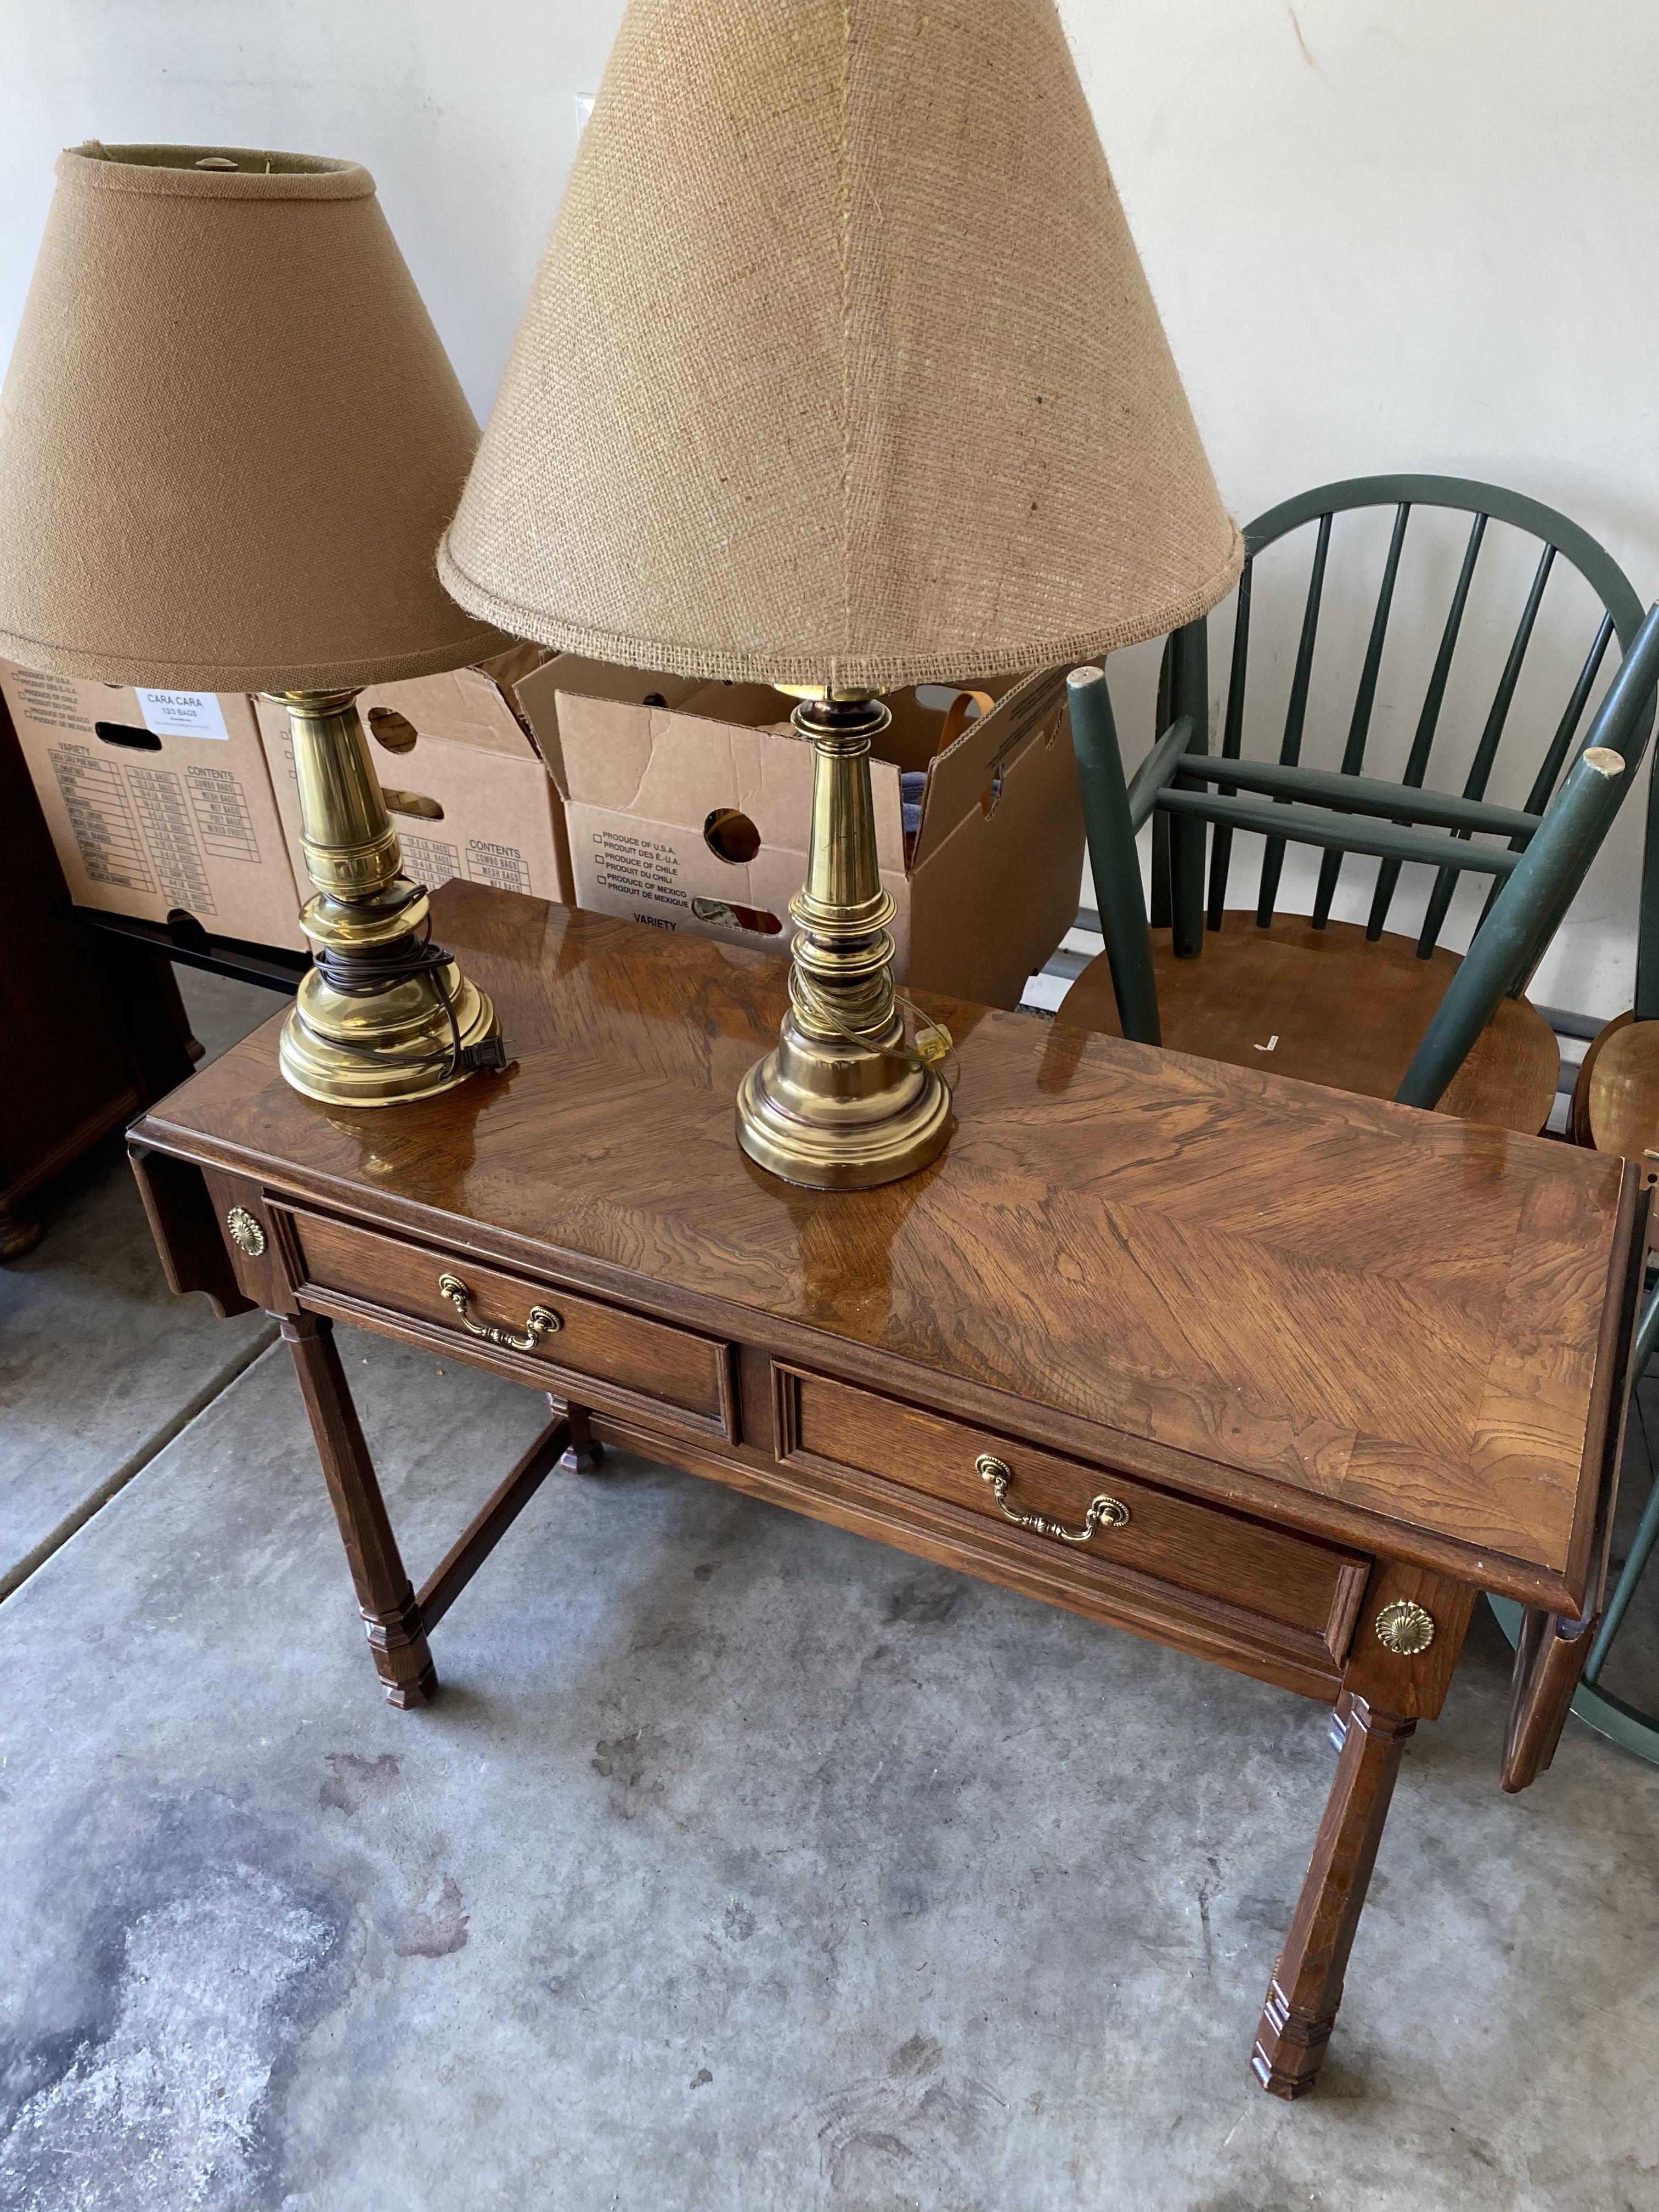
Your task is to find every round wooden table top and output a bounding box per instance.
[1058,910,1561,1136]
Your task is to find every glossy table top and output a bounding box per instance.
[140,885,1637,1601]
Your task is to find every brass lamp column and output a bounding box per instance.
[736,691,950,1188]
[278,691,498,1105]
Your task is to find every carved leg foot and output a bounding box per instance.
[281,1311,438,1706]
[0,1201,43,1260]
[1252,1696,1413,2098]
[551,1396,605,1474]
[361,1589,440,1708]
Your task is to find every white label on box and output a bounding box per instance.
[136,688,229,740]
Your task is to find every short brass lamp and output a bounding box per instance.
[0,143,510,1105]
[439,0,1244,1187]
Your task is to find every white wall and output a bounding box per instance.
[3,0,1655,1014]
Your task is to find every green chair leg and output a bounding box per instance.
[1397,740,1636,1110]
[1166,619,1209,960]
[1585,1272,1659,1679]
[1068,665,1160,1046]
[1584,1469,1659,1684]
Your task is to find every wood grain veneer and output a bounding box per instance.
[137,884,1634,1609]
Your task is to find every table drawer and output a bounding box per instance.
[775,1367,1368,1660]
[280,1206,734,1436]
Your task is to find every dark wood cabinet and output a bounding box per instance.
[0,690,195,1255]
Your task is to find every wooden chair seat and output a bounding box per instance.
[1058,910,1560,1135]
[1571,1011,1659,1183]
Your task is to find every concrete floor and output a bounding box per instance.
[2,971,1657,2211]
[0,973,281,1596]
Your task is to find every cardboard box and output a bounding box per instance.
[0,662,308,949]
[512,657,1081,1009]
[254,644,574,915]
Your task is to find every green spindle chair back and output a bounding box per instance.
[1063,475,1657,1135]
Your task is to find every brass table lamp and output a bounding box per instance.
[439,0,1244,1186]
[0,143,510,1105]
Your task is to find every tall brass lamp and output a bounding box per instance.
[439,0,1243,1187]
[0,143,510,1106]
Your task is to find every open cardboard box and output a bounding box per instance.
[513,656,1081,1010]
[0,661,308,949]
[254,643,574,915]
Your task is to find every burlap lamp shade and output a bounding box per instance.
[0,143,509,1107]
[439,0,1243,687]
[0,143,504,690]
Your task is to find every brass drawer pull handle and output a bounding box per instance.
[975,1453,1129,1545]
[437,1272,561,1352]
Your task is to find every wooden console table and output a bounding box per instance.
[129,884,1642,2098]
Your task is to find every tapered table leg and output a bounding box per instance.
[551,1393,605,1474]
[1252,1695,1413,2097]
[279,1311,437,1707]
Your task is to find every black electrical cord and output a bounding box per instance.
[307,898,510,1085]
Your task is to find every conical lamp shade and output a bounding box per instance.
[0,144,507,691]
[441,0,1242,689]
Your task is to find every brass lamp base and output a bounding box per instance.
[736,690,953,1191]
[736,1028,951,1191]
[273,690,501,1109]
[280,960,498,1107]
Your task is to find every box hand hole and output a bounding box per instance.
[691,895,782,935]
[366,707,419,755]
[165,908,212,950]
[703,807,762,865]
[94,721,162,752]
[380,787,444,821]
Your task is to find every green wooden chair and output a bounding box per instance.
[1059,475,1659,1134]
